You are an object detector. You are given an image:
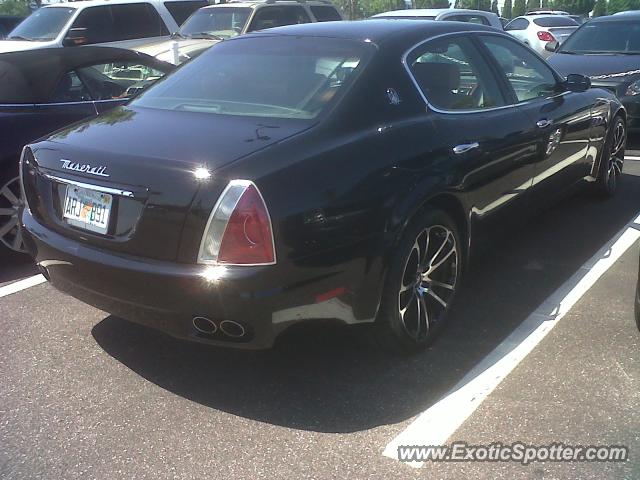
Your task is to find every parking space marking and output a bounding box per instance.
[383,212,640,468]
[0,274,46,299]
[625,156,640,160]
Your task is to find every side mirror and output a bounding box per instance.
[63,27,88,47]
[545,41,559,53]
[565,73,591,92]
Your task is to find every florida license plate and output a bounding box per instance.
[63,185,112,234]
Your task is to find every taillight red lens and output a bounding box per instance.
[217,184,275,265]
[537,31,555,42]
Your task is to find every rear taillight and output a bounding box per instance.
[197,180,276,266]
[537,31,555,42]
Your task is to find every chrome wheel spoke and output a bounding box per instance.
[426,288,448,308]
[428,279,455,291]
[417,294,429,337]
[0,215,18,237]
[428,242,456,275]
[0,207,16,216]
[1,184,19,206]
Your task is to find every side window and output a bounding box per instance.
[248,6,311,31]
[71,6,117,44]
[505,18,529,31]
[110,4,169,40]
[49,71,93,103]
[408,36,505,111]
[77,61,167,100]
[309,5,341,22]
[479,35,559,103]
[164,1,208,25]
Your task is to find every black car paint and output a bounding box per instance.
[21,21,625,348]
[0,47,175,180]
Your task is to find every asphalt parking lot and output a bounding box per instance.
[1,151,639,479]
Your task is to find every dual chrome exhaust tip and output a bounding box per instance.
[192,316,246,339]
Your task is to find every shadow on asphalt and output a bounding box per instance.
[91,171,640,433]
[0,248,37,286]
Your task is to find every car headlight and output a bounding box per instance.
[625,79,640,96]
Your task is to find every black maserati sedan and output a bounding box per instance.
[548,13,640,131]
[20,21,626,352]
[0,47,174,253]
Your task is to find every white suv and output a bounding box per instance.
[136,0,343,65]
[0,0,207,54]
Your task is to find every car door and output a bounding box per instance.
[405,34,539,225]
[504,17,530,43]
[477,34,593,200]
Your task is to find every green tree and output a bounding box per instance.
[491,0,500,14]
[503,0,513,17]
[551,0,596,14]
[512,0,527,16]
[526,0,538,12]
[592,0,607,15]
[0,0,30,16]
[607,0,631,13]
[459,0,491,10]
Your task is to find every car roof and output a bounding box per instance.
[200,0,334,8]
[609,11,640,19]
[374,8,494,17]
[0,46,173,104]
[244,19,496,45]
[44,0,194,8]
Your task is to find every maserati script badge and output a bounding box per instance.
[60,159,109,177]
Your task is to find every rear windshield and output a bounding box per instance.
[7,7,75,41]
[560,21,640,54]
[532,17,577,27]
[179,7,251,39]
[133,36,372,119]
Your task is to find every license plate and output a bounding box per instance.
[63,185,112,234]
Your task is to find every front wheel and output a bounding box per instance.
[0,169,27,254]
[375,209,462,354]
[594,115,626,198]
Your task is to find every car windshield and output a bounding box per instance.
[7,7,75,41]
[178,7,251,39]
[532,16,577,27]
[559,21,640,54]
[133,36,372,120]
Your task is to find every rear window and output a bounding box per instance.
[164,1,209,25]
[533,17,577,27]
[309,5,341,22]
[133,36,372,119]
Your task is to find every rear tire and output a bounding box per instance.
[594,115,626,198]
[0,165,27,254]
[375,209,462,354]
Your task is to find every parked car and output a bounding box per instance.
[21,21,625,352]
[136,0,343,65]
[0,0,205,54]
[548,13,640,131]
[505,14,578,57]
[0,15,24,40]
[568,14,587,25]
[0,46,174,253]
[373,8,503,30]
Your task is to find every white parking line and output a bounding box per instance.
[383,212,640,468]
[625,156,640,160]
[0,274,46,299]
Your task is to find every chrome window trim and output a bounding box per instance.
[42,173,135,197]
[401,30,568,115]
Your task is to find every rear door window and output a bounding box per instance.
[110,4,169,40]
[408,36,506,111]
[71,6,116,44]
[309,5,341,22]
[49,71,93,103]
[505,18,529,30]
[248,6,311,31]
[164,1,209,25]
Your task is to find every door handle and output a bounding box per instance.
[537,119,552,128]
[453,142,480,154]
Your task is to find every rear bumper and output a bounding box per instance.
[22,209,378,349]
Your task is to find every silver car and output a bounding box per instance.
[505,14,578,57]
[373,8,503,30]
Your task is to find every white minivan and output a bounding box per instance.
[0,0,207,54]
